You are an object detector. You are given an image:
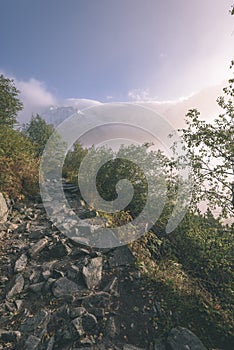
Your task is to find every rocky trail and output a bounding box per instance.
[0,185,208,350]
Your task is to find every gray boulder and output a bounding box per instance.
[0,193,8,223]
[167,327,207,350]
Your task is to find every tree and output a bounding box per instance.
[178,61,234,218]
[63,142,88,182]
[0,74,23,127]
[24,114,54,157]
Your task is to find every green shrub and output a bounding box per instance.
[0,126,39,199]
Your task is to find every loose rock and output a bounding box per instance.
[24,335,41,350]
[20,309,50,336]
[6,274,24,299]
[52,277,81,298]
[82,257,102,289]
[0,329,21,342]
[29,282,44,294]
[14,253,28,273]
[123,345,145,350]
[0,193,8,223]
[109,246,135,267]
[28,238,49,258]
[167,327,207,350]
[82,313,98,332]
[72,317,84,337]
[48,241,71,258]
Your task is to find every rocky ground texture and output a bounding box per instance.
[0,186,208,350]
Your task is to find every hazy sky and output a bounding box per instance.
[1,0,233,106]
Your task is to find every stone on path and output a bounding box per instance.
[6,274,24,299]
[81,313,98,332]
[0,329,21,342]
[72,316,85,337]
[24,335,41,350]
[20,309,51,335]
[0,193,8,223]
[167,327,207,350]
[82,257,102,289]
[28,238,49,258]
[14,253,28,272]
[52,277,81,298]
[109,245,135,267]
[72,313,97,337]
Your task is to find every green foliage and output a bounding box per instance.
[23,114,54,157]
[63,142,88,183]
[0,74,23,128]
[128,60,234,350]
[142,210,233,305]
[82,143,174,219]
[167,212,233,304]
[40,130,67,180]
[63,141,188,236]
[99,209,132,226]
[178,61,234,217]
[0,126,39,199]
[133,210,234,349]
[230,5,234,15]
[0,75,40,199]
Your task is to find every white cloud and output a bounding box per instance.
[128,88,157,102]
[0,70,226,130]
[17,79,225,131]
[146,85,222,148]
[127,83,225,129]
[74,84,226,153]
[0,71,57,123]
[16,78,57,123]
[7,74,103,124]
[128,88,197,104]
[63,98,102,109]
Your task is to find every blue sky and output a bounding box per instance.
[1,0,233,106]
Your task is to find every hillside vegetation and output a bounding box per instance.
[0,55,233,350]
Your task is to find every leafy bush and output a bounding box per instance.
[168,212,234,304]
[0,126,39,199]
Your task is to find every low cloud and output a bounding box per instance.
[63,98,102,109]
[75,84,226,151]
[130,84,225,129]
[0,71,225,130]
[128,88,197,105]
[16,78,57,123]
